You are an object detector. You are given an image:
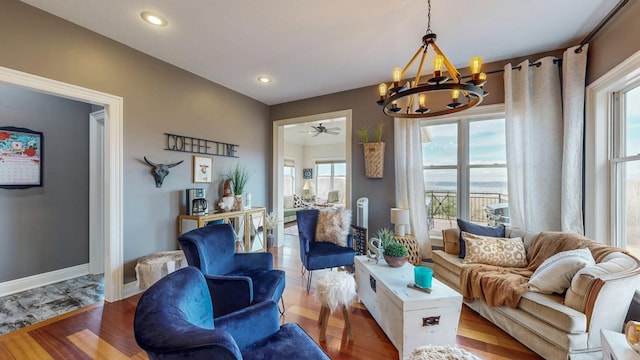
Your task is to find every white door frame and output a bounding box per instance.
[272,110,352,243]
[0,66,124,302]
[89,110,105,275]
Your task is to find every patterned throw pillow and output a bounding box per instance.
[457,218,505,259]
[293,194,304,208]
[315,208,352,247]
[462,232,527,268]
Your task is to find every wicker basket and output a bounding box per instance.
[363,142,385,178]
[393,235,421,266]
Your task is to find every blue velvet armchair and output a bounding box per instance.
[134,267,329,360]
[296,209,356,291]
[178,224,286,317]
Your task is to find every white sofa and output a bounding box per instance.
[432,228,640,360]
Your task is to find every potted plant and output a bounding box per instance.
[227,163,252,210]
[382,241,409,268]
[359,123,385,178]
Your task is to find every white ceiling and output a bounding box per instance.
[21,0,618,106]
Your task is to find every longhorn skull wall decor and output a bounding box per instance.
[144,156,184,188]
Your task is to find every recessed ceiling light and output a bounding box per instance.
[257,76,272,84]
[140,11,168,27]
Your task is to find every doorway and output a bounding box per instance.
[0,66,124,302]
[272,110,352,245]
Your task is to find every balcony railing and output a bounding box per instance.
[425,191,509,230]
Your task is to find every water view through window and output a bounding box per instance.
[423,118,508,235]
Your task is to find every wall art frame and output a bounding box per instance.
[0,126,44,189]
[192,155,213,183]
[303,168,313,179]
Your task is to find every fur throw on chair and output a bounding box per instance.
[409,345,481,360]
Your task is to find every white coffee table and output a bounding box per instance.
[354,255,462,360]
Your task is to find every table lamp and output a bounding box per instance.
[302,180,313,201]
[390,208,410,236]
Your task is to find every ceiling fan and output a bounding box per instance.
[300,123,340,137]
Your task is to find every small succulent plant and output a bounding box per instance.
[383,241,409,257]
[375,227,395,248]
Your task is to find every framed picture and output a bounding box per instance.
[192,155,213,183]
[303,168,313,179]
[0,126,44,189]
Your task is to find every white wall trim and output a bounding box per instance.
[585,48,640,241]
[273,110,352,244]
[0,66,124,302]
[0,264,89,297]
[123,281,144,299]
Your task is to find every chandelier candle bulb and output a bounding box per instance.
[392,67,402,87]
[433,55,444,77]
[470,56,483,75]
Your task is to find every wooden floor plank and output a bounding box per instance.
[0,239,544,360]
[67,329,132,360]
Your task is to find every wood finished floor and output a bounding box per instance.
[0,243,543,359]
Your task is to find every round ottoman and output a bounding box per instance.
[315,271,357,342]
[135,250,188,290]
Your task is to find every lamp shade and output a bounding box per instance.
[303,180,313,190]
[390,208,410,225]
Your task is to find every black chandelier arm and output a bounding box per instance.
[380,82,484,119]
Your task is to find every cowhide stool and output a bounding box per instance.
[315,271,357,342]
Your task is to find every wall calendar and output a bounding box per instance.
[0,127,43,189]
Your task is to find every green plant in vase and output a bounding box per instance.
[227,163,252,210]
[383,242,409,257]
[375,227,395,249]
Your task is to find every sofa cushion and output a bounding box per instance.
[462,232,527,268]
[528,248,595,294]
[518,292,587,334]
[442,228,461,255]
[315,208,351,247]
[457,219,505,258]
[293,194,304,208]
[284,195,294,209]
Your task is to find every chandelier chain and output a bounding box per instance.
[426,0,432,33]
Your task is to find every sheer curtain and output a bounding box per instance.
[394,117,431,258]
[505,45,589,233]
[505,57,563,231]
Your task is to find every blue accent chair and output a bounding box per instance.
[134,267,330,360]
[178,224,286,317]
[297,209,356,291]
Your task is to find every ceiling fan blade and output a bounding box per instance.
[325,127,340,131]
[326,131,339,135]
[312,132,320,137]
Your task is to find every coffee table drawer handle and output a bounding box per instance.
[369,275,376,292]
[422,316,440,326]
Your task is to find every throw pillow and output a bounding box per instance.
[462,232,527,268]
[315,208,352,247]
[293,194,304,208]
[528,248,595,294]
[283,195,294,209]
[327,190,340,203]
[457,218,505,259]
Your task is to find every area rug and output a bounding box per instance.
[409,345,482,360]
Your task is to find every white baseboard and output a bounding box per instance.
[0,264,90,297]
[123,280,144,299]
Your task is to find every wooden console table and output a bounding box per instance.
[178,207,267,253]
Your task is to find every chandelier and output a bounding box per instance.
[376,0,488,118]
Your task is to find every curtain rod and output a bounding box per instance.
[575,0,629,53]
[461,1,628,78]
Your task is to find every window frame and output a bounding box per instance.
[315,160,346,202]
[585,49,640,245]
[421,104,506,237]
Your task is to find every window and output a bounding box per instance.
[611,84,640,258]
[283,161,295,196]
[422,109,508,237]
[316,161,346,204]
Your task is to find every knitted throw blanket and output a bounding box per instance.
[460,231,621,308]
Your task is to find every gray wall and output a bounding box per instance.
[0,0,270,283]
[0,83,91,282]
